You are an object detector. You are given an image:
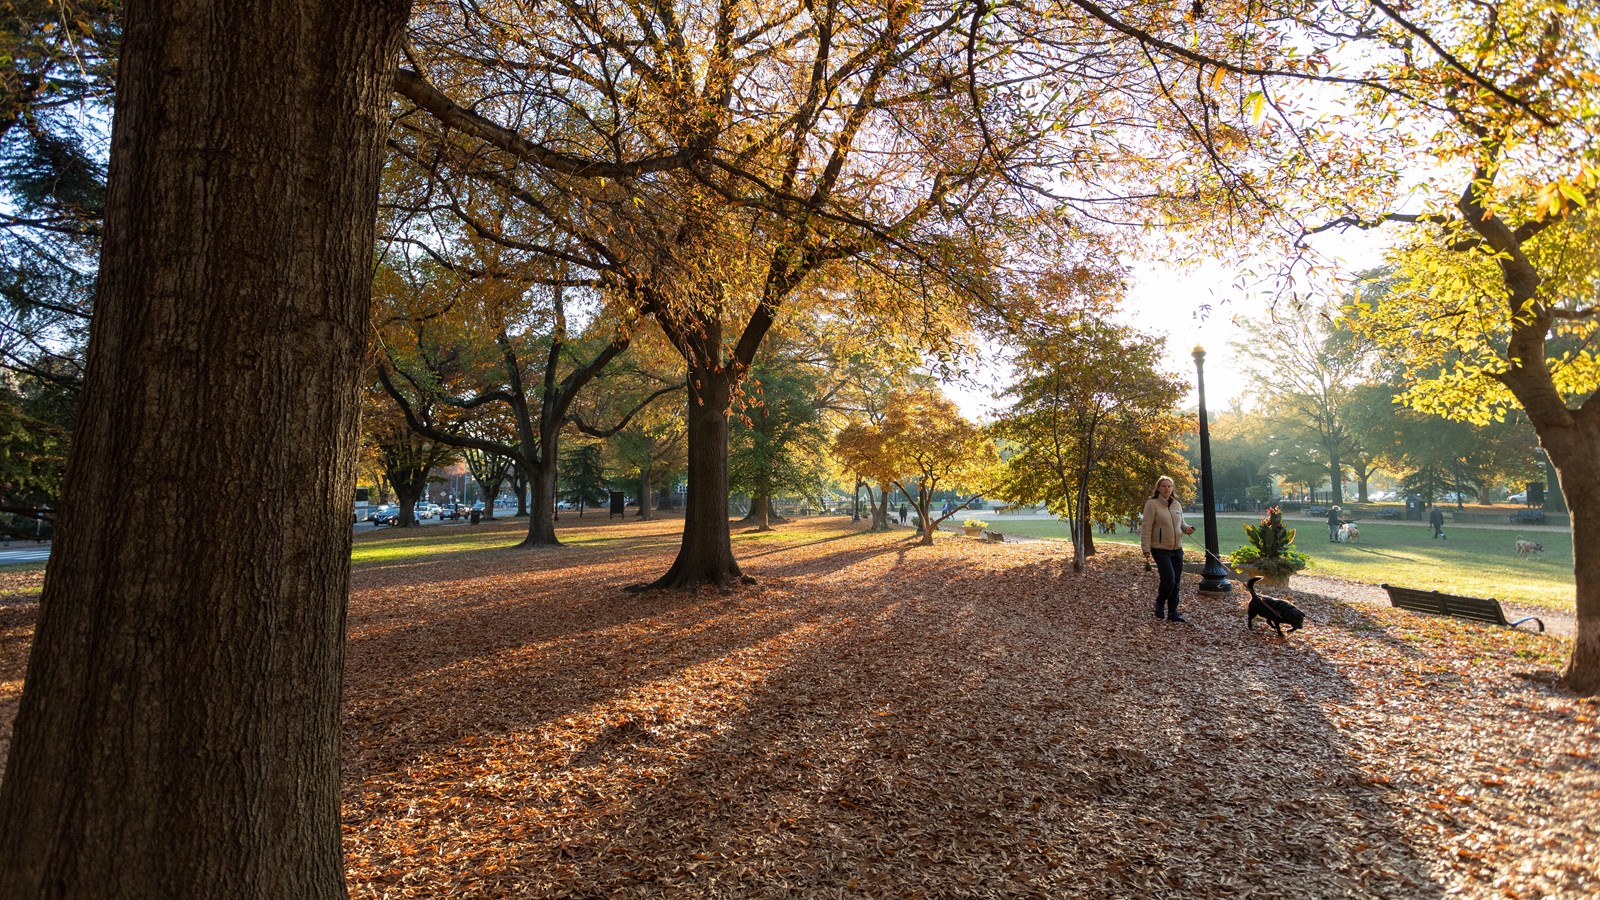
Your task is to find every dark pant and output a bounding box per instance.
[1151,548,1183,618]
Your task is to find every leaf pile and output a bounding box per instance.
[338,518,1598,898]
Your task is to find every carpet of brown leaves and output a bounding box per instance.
[1,517,1597,897]
[339,517,1596,898]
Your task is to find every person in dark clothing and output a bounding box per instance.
[1429,506,1446,539]
[1327,505,1343,542]
[899,503,908,525]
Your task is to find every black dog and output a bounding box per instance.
[1245,576,1305,635]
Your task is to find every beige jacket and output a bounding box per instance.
[1141,497,1190,554]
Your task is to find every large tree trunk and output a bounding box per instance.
[520,450,559,547]
[640,367,745,589]
[0,1,408,895]
[1544,425,1600,693]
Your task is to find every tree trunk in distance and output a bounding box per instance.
[392,478,425,527]
[639,367,745,589]
[917,493,936,546]
[636,458,654,520]
[750,489,773,531]
[0,1,410,895]
[869,487,890,532]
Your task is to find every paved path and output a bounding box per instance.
[0,544,50,565]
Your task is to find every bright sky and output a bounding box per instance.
[947,230,1392,423]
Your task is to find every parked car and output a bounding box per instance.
[1507,491,1527,504]
[415,503,440,520]
[439,503,465,520]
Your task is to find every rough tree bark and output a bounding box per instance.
[639,357,747,590]
[0,0,410,895]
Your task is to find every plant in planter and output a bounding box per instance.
[1228,506,1310,585]
[963,517,988,536]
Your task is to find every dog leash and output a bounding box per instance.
[1180,530,1235,578]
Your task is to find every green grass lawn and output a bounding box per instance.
[7,514,1579,613]
[984,514,1577,612]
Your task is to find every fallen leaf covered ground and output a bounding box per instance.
[1,516,1596,897]
[336,517,1597,898]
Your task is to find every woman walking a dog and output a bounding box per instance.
[1141,475,1195,622]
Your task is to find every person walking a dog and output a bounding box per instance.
[1141,475,1195,623]
[1429,505,1446,539]
[1327,504,1343,542]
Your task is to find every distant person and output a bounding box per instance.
[1327,505,1343,542]
[1141,475,1196,623]
[1429,505,1446,539]
[899,502,908,525]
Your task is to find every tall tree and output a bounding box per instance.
[1232,295,1373,505]
[371,250,668,545]
[836,388,998,546]
[0,0,412,894]
[462,439,512,519]
[730,350,835,532]
[388,0,1142,589]
[558,439,609,516]
[1262,0,1600,692]
[994,315,1189,571]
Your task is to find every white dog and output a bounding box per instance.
[1515,539,1543,558]
[1337,522,1360,543]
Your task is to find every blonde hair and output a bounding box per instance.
[1150,475,1176,502]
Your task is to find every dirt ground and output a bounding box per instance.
[1,516,1596,897]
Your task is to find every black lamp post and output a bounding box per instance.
[1193,346,1232,594]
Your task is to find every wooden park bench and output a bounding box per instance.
[1508,509,1546,526]
[1380,584,1545,633]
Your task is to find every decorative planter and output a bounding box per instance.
[1241,565,1291,590]
[963,526,983,537]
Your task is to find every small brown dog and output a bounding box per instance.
[1515,539,1544,558]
